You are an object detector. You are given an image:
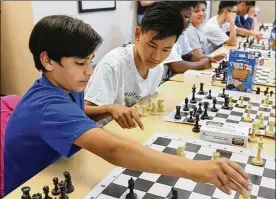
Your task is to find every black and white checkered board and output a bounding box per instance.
[83,133,275,199]
[164,88,276,138]
[255,67,276,86]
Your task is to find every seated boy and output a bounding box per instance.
[203,1,262,52]
[4,4,251,197]
[236,1,259,30]
[163,1,226,80]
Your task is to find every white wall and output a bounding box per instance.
[31,1,137,63]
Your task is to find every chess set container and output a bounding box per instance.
[200,121,249,148]
[183,70,215,86]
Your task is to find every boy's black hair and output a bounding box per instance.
[140,1,184,41]
[29,15,103,72]
[175,1,198,10]
[218,1,239,14]
[194,1,207,8]
[239,1,256,7]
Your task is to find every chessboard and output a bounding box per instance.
[164,84,276,138]
[237,37,275,55]
[83,132,276,199]
[214,61,276,87]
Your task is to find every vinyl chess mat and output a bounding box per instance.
[83,132,276,199]
[164,88,276,138]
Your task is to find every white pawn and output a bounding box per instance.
[150,102,157,115]
[176,146,186,157]
[266,120,275,136]
[141,105,147,117]
[258,112,265,129]
[213,151,220,160]
[249,122,258,143]
[239,96,245,108]
[264,95,269,107]
[147,98,152,111]
[244,103,252,123]
[252,136,264,166]
[134,104,140,113]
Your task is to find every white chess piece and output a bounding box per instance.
[264,95,269,107]
[141,105,147,117]
[266,120,275,136]
[249,122,258,143]
[229,96,233,107]
[258,112,265,129]
[252,136,264,166]
[239,96,245,108]
[147,98,152,111]
[244,103,252,123]
[150,102,157,115]
[213,151,220,160]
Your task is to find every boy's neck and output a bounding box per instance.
[44,73,70,94]
[217,15,226,25]
[133,45,149,79]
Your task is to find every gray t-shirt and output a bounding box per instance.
[186,24,211,55]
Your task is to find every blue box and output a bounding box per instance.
[226,50,257,93]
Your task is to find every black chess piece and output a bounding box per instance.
[64,171,74,193]
[32,193,42,199]
[126,178,137,199]
[198,83,204,95]
[197,102,203,114]
[221,88,226,98]
[183,97,189,111]
[21,186,31,199]
[201,103,209,120]
[207,89,212,99]
[268,51,271,58]
[238,41,241,49]
[264,87,269,96]
[192,106,198,117]
[59,181,68,199]
[188,110,194,123]
[243,42,246,50]
[221,71,226,83]
[171,188,178,199]
[190,85,197,104]
[270,90,273,97]
[215,68,220,77]
[256,87,261,94]
[174,106,181,120]
[246,36,249,43]
[52,177,61,196]
[43,186,52,199]
[192,114,200,133]
[211,98,218,112]
[222,95,229,109]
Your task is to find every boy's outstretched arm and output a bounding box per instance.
[75,128,251,195]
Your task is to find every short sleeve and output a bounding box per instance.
[203,24,229,46]
[186,30,201,50]
[40,99,97,157]
[182,33,193,55]
[85,62,119,105]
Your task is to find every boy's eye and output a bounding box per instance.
[76,62,85,66]
[148,43,155,48]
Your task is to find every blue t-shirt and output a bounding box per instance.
[4,75,97,196]
[235,15,253,30]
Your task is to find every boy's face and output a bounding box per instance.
[181,7,193,31]
[191,3,206,26]
[135,27,176,69]
[224,6,238,22]
[237,2,251,16]
[43,52,94,93]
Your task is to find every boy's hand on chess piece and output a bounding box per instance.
[108,104,144,130]
[250,30,262,40]
[208,53,227,63]
[190,158,251,195]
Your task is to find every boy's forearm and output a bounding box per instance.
[84,102,112,121]
[228,22,237,45]
[167,59,208,74]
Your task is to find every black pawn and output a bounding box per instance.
[171,188,178,199]
[174,106,181,120]
[188,111,194,123]
[183,97,189,111]
[43,186,52,199]
[221,71,226,83]
[215,68,220,77]
[59,181,68,199]
[32,193,42,199]
[207,89,212,99]
[193,106,197,117]
[211,98,218,112]
[246,36,249,43]
[270,90,273,97]
[126,178,137,199]
[221,88,226,98]
[198,83,205,95]
[197,102,203,114]
[256,87,260,94]
[21,186,31,199]
[238,42,241,49]
[192,114,200,133]
[264,87,269,96]
[52,177,61,196]
[190,85,197,104]
[222,96,229,110]
[201,103,209,120]
[64,171,74,193]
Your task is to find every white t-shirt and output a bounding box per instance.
[203,15,236,52]
[85,44,164,107]
[186,24,211,55]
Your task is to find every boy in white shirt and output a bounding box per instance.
[85,2,184,129]
[203,1,262,52]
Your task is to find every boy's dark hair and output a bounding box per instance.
[240,1,256,7]
[140,1,184,41]
[194,1,207,8]
[174,1,198,10]
[218,1,239,14]
[29,15,102,72]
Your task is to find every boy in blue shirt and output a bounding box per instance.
[3,3,251,197]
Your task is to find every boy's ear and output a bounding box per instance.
[40,51,54,71]
[135,26,142,41]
